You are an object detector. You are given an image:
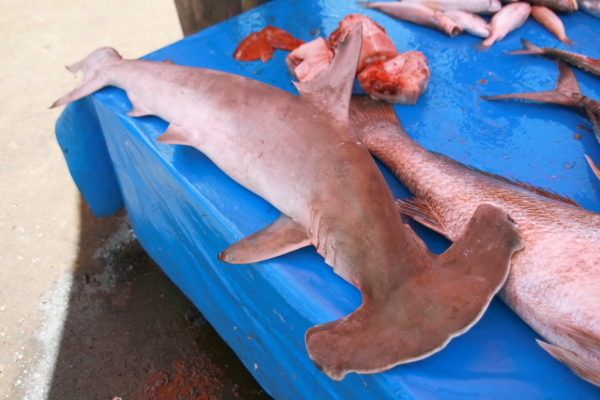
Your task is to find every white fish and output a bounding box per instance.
[445,10,491,37]
[479,2,531,50]
[361,1,463,36]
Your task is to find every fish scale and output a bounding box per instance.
[350,94,600,386]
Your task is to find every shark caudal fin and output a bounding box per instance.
[481,61,583,107]
[51,47,123,108]
[305,203,523,380]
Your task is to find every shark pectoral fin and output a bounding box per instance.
[293,24,363,120]
[156,124,191,146]
[306,203,523,380]
[218,214,311,264]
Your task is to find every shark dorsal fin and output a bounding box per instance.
[293,23,363,121]
[555,61,581,94]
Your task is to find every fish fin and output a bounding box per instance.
[481,62,582,107]
[480,90,580,107]
[349,95,400,127]
[585,155,600,180]
[126,93,153,117]
[505,38,545,56]
[51,48,123,108]
[306,204,523,380]
[293,24,362,121]
[585,106,600,143]
[554,61,581,93]
[163,59,175,65]
[434,153,582,207]
[156,124,191,145]
[218,214,311,264]
[396,198,451,239]
[537,340,600,386]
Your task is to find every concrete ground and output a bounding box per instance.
[0,1,269,398]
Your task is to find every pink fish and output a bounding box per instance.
[478,2,531,50]
[350,95,600,386]
[53,27,523,380]
[531,6,574,46]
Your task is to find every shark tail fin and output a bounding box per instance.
[51,47,123,108]
[305,204,523,380]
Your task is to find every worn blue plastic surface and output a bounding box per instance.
[55,0,600,398]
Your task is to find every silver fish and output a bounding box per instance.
[52,27,523,380]
[578,0,600,17]
[507,39,600,77]
[479,2,531,50]
[350,95,600,386]
[481,61,600,143]
[361,1,463,37]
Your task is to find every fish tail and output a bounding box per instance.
[505,38,544,55]
[51,47,123,108]
[476,37,494,52]
[562,37,576,47]
[537,340,600,386]
[305,204,523,380]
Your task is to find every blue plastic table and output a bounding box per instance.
[55,0,600,398]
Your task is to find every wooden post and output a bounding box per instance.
[173,0,266,37]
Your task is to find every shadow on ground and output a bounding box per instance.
[47,197,271,400]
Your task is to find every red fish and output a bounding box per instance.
[350,95,600,386]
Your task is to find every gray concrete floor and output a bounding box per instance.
[0,1,269,398]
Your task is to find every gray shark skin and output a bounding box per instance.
[349,95,600,386]
[53,27,523,380]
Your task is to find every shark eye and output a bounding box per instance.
[507,215,516,225]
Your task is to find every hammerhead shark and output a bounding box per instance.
[53,26,524,380]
